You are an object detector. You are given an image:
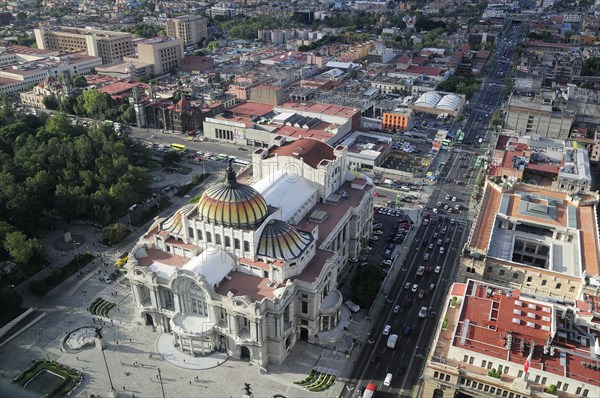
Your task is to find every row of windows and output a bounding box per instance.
[463,355,509,375]
[483,266,576,292]
[188,227,250,251]
[433,371,450,382]
[458,377,523,398]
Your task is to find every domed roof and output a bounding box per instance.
[257,220,313,260]
[197,160,268,228]
[415,91,442,108]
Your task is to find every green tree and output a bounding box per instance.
[42,95,60,110]
[121,107,136,124]
[78,89,110,117]
[72,76,88,88]
[162,151,182,165]
[3,231,47,274]
[102,223,129,245]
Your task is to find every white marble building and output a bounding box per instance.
[124,138,375,366]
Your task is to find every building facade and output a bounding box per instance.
[166,15,208,46]
[130,37,184,76]
[34,27,134,64]
[421,279,600,398]
[124,138,374,366]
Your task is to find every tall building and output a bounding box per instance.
[421,279,600,398]
[166,15,208,46]
[34,27,134,65]
[123,138,374,366]
[131,37,184,76]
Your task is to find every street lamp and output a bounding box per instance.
[99,344,115,397]
[157,368,166,398]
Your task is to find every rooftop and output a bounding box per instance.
[469,183,599,277]
[267,137,336,169]
[278,102,360,119]
[432,280,600,388]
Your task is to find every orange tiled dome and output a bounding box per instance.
[197,161,268,228]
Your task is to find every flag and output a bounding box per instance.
[524,349,533,374]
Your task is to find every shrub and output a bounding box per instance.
[487,368,501,379]
[442,317,449,329]
[544,384,558,395]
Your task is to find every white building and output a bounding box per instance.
[124,138,375,366]
[0,52,101,95]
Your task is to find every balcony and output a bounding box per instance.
[320,288,343,315]
[170,312,215,338]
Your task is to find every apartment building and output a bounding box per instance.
[504,94,575,140]
[34,27,134,64]
[166,15,208,46]
[421,279,600,398]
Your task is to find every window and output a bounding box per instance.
[225,236,231,247]
[469,356,474,364]
[541,280,547,286]
[301,301,308,314]
[583,389,589,397]
[215,234,221,245]
[464,355,469,362]
[500,270,505,276]
[557,381,562,389]
[206,232,212,243]
[188,227,194,238]
[234,238,240,249]
[445,375,450,381]
[487,266,493,273]
[488,362,493,369]
[197,229,203,240]
[434,371,439,378]
[555,283,561,289]
[490,387,496,394]
[534,375,540,383]
[513,272,519,279]
[517,370,523,378]
[472,382,478,389]
[541,377,546,385]
[504,367,509,374]
[526,276,532,282]
[484,385,490,392]
[562,383,568,391]
[482,360,487,368]
[569,286,575,292]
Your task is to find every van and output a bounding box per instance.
[384,373,393,387]
[387,334,398,349]
[345,300,360,313]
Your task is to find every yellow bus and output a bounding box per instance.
[171,143,186,151]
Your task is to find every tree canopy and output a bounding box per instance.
[0,104,152,232]
[581,57,600,77]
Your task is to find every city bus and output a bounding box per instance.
[233,159,250,167]
[171,143,186,151]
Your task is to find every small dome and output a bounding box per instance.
[257,220,313,260]
[197,160,268,228]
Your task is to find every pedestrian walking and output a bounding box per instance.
[76,356,79,360]
[189,381,192,385]
[123,386,126,391]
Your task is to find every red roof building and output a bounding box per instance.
[421,279,600,398]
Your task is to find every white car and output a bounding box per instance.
[418,307,428,319]
[383,325,391,335]
[393,305,400,314]
[382,259,393,266]
[404,282,411,290]
[411,284,419,293]
[434,265,441,274]
[440,247,445,254]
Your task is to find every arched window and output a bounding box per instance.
[541,280,547,286]
[499,270,505,276]
[190,289,208,316]
[487,267,493,273]
[527,276,532,282]
[555,283,561,289]
[569,286,575,292]
[206,232,212,243]
[513,272,519,279]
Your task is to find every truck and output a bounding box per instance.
[387,334,398,349]
[115,252,129,267]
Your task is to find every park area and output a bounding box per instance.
[13,360,81,398]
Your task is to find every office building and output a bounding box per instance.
[166,15,208,46]
[34,27,134,64]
